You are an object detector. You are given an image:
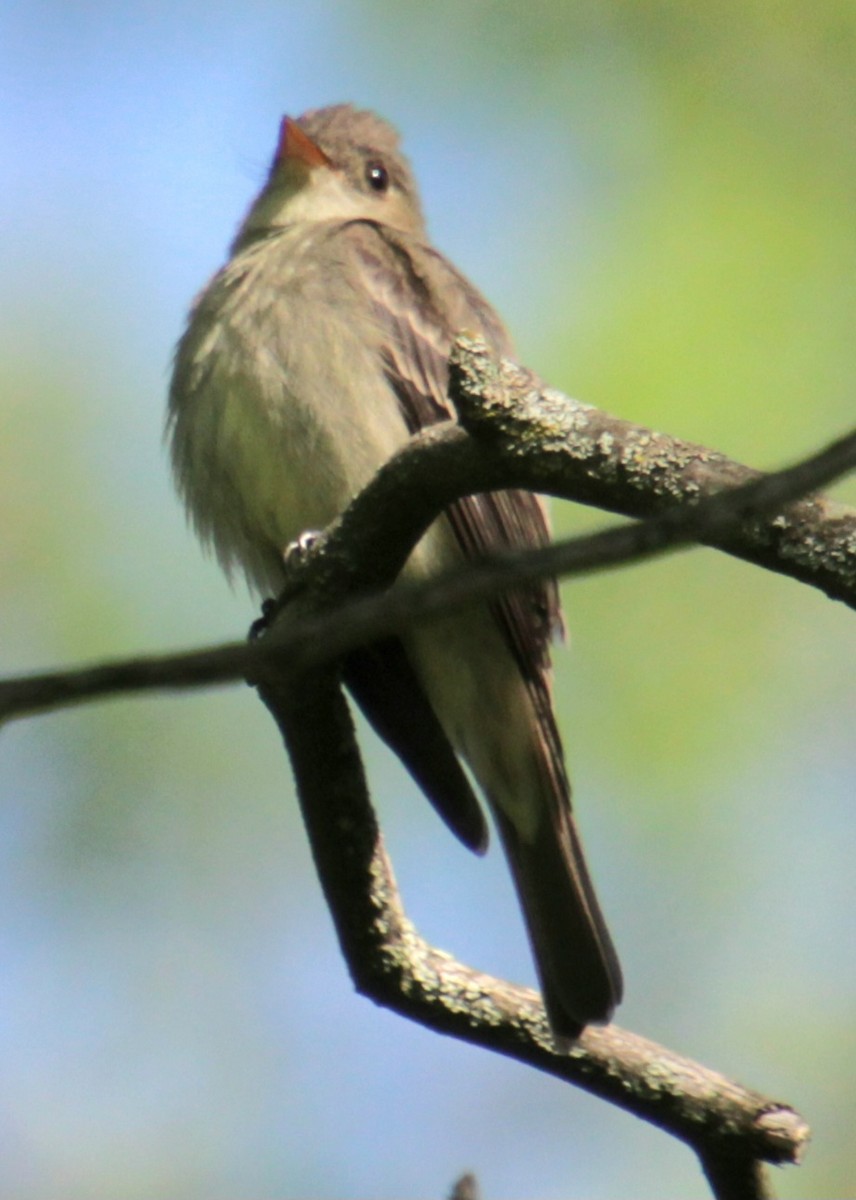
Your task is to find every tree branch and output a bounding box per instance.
[450,335,856,605]
[303,332,855,606]
[1,348,853,723]
[4,340,841,1194]
[256,665,810,1200]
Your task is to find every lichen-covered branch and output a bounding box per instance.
[309,332,855,606]
[256,664,809,1200]
[2,340,841,1197]
[1,358,853,723]
[448,334,856,607]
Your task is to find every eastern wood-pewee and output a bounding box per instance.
[167,104,623,1037]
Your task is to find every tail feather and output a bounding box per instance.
[493,799,623,1039]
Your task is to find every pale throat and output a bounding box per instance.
[268,168,375,227]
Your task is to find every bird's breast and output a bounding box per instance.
[169,230,423,594]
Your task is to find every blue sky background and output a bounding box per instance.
[1,3,854,1197]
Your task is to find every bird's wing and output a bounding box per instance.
[342,637,489,854]
[336,222,623,1032]
[342,219,566,789]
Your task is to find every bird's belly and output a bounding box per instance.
[181,326,419,595]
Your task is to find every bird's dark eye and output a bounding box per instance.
[366,161,389,193]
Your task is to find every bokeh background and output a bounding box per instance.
[2,3,854,1197]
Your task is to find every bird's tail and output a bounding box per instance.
[493,788,623,1041]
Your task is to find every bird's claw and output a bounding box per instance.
[283,529,322,567]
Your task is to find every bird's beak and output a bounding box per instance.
[275,117,332,170]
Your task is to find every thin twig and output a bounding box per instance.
[1,410,854,724]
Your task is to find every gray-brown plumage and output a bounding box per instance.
[167,104,622,1037]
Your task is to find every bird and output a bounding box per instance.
[167,103,623,1039]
